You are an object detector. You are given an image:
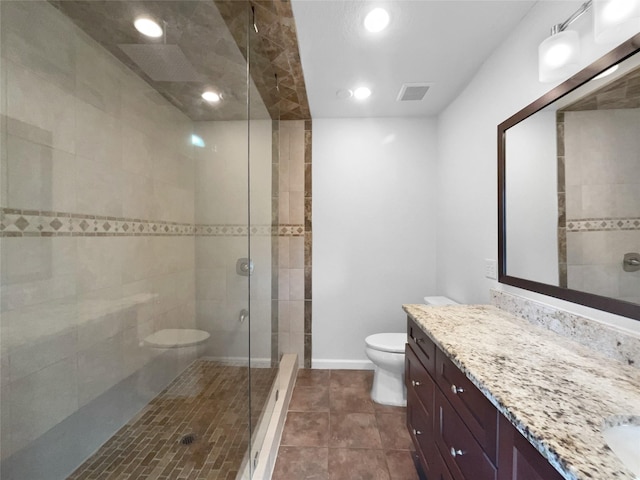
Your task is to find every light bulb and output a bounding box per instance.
[134,17,163,38]
[364,8,390,33]
[202,91,221,103]
[538,30,580,83]
[544,43,573,68]
[353,87,372,100]
[602,0,636,22]
[594,0,640,44]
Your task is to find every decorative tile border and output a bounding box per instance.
[566,217,640,232]
[0,208,304,237]
[491,289,640,368]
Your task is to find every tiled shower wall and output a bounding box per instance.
[563,109,640,303]
[277,120,311,367]
[193,119,273,362]
[0,0,198,461]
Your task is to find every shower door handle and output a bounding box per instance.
[239,309,249,324]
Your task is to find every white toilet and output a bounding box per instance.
[364,296,458,406]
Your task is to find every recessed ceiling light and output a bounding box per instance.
[134,17,163,38]
[364,8,390,33]
[202,91,221,103]
[353,87,372,100]
[336,89,353,99]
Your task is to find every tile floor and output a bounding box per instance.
[272,369,420,480]
[68,361,277,480]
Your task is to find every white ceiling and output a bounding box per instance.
[291,0,537,118]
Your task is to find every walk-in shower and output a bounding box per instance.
[0,1,282,478]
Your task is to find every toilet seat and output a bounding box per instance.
[365,333,406,353]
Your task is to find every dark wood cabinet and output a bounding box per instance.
[497,416,564,480]
[406,317,564,480]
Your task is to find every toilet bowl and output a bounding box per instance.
[365,333,407,406]
[365,296,459,406]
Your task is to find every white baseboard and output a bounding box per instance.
[311,359,375,370]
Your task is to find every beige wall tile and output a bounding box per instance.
[77,237,123,294]
[6,135,77,212]
[9,358,79,453]
[289,191,305,224]
[196,269,227,301]
[77,336,123,407]
[278,269,290,301]
[289,269,305,300]
[75,101,122,171]
[122,127,154,177]
[278,300,290,334]
[289,300,305,334]
[121,172,154,221]
[279,236,290,268]
[1,1,76,93]
[290,236,305,268]
[8,329,76,382]
[6,59,76,154]
[279,192,290,224]
[76,158,123,217]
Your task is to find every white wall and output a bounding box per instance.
[313,118,438,366]
[436,0,640,333]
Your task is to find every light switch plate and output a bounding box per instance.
[485,259,497,280]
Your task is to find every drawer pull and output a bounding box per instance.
[415,337,424,343]
[412,428,422,436]
[411,380,421,387]
[450,384,464,394]
[449,447,465,457]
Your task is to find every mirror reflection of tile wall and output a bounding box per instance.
[562,109,640,303]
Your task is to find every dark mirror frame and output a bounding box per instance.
[498,33,640,321]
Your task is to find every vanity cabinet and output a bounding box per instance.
[406,317,564,480]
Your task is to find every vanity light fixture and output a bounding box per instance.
[134,17,163,38]
[364,8,390,33]
[539,0,640,82]
[202,91,221,103]
[353,87,372,100]
[538,1,590,82]
[594,0,640,44]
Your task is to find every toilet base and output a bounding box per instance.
[371,366,407,407]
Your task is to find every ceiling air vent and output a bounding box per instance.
[396,83,432,102]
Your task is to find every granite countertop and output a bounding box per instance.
[402,304,640,480]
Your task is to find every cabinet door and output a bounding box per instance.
[436,389,498,480]
[497,416,564,480]
[435,348,498,463]
[406,344,435,416]
[407,317,436,374]
[407,386,435,477]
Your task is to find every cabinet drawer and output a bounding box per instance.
[405,344,435,415]
[407,317,436,374]
[436,390,497,480]
[435,348,498,462]
[407,388,436,477]
[432,446,455,480]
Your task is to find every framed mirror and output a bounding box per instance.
[498,34,640,321]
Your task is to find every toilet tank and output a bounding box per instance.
[423,296,458,305]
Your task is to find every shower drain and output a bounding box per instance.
[179,433,197,445]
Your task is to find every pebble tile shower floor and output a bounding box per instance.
[67,360,277,480]
[273,369,420,480]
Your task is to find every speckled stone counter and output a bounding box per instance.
[403,304,640,480]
